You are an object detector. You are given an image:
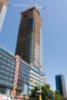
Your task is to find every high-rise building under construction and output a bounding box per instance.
[0,0,9,31]
[15,7,43,68]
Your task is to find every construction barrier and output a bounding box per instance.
[0,95,27,100]
[0,95,16,100]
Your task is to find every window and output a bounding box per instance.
[12,61,15,65]
[8,59,12,63]
[0,74,4,78]
[3,56,7,60]
[1,65,6,69]
[9,77,13,81]
[0,59,1,62]
[30,8,33,11]
[0,54,2,57]
[0,70,5,73]
[5,81,13,86]
[0,80,4,84]
[2,60,6,64]
[24,15,26,17]
[7,63,10,66]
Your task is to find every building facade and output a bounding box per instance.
[0,46,45,96]
[0,0,9,31]
[55,74,66,98]
[15,7,43,68]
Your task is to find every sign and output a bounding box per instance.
[47,93,52,97]
[32,79,34,85]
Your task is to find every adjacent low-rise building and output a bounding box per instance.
[0,46,46,96]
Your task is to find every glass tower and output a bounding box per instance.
[15,7,43,68]
[55,74,66,98]
[0,0,9,31]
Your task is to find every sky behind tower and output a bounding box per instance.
[0,0,67,91]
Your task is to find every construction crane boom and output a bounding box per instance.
[12,4,45,9]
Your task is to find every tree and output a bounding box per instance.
[29,84,54,100]
[29,86,39,100]
[55,94,63,100]
[55,90,63,100]
[63,98,67,100]
[41,84,53,100]
[55,90,60,95]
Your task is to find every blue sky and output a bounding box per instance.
[0,0,67,91]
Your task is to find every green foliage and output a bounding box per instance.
[63,98,67,100]
[55,90,63,100]
[55,90,60,95]
[29,84,64,100]
[30,86,39,100]
[29,84,54,100]
[55,94,63,100]
[41,84,53,100]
